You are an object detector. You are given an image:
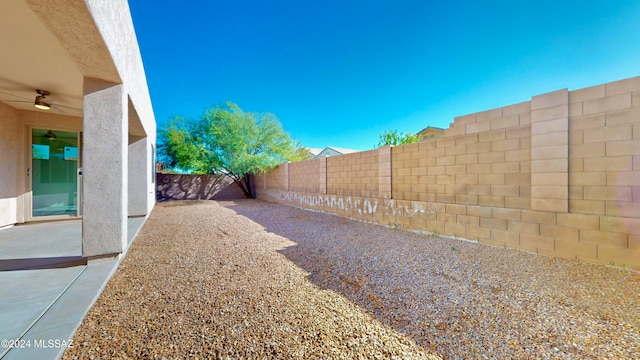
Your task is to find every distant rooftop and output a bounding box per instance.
[306,147,322,157]
[417,126,445,134]
[313,146,359,159]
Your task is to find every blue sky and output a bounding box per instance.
[129,0,640,151]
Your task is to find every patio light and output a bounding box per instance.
[44,130,57,141]
[34,95,51,110]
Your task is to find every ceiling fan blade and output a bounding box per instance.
[0,90,31,101]
[0,77,38,93]
[53,106,67,114]
[0,99,32,103]
[1,87,82,114]
[52,103,82,111]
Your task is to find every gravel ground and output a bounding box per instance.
[64,200,639,359]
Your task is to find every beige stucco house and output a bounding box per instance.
[0,0,155,258]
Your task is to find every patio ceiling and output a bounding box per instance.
[0,0,148,139]
[0,0,135,120]
[0,0,85,117]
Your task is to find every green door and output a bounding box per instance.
[31,129,79,217]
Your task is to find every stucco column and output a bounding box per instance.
[530,89,569,212]
[128,137,149,216]
[82,83,128,257]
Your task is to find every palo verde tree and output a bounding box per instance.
[158,102,308,198]
[376,130,419,147]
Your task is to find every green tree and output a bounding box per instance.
[376,130,419,147]
[158,102,306,198]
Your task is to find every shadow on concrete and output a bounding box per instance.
[0,256,87,271]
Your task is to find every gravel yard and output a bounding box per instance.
[64,199,639,359]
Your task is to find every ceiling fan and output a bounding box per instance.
[34,89,51,110]
[0,89,81,113]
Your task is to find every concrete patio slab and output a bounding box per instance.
[0,267,85,344]
[0,221,81,260]
[2,260,119,360]
[0,217,146,360]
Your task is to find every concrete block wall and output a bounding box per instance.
[254,172,267,191]
[566,77,640,266]
[265,163,289,191]
[156,174,245,200]
[387,99,534,244]
[569,77,640,217]
[327,149,380,197]
[257,76,640,271]
[289,158,322,194]
[393,100,532,210]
